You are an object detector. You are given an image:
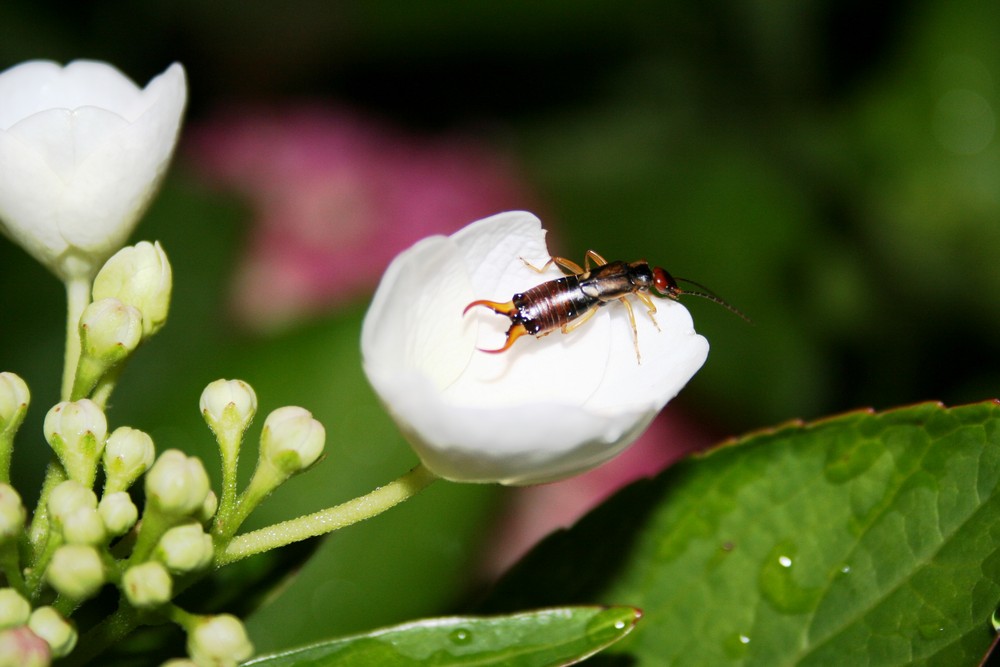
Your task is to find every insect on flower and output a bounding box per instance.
[463,250,747,362]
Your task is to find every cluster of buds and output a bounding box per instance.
[0,367,326,664]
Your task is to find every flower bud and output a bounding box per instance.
[46,544,104,601]
[43,399,107,486]
[145,450,210,518]
[48,481,102,544]
[92,241,172,338]
[155,522,213,574]
[200,379,256,456]
[186,614,253,667]
[0,372,29,438]
[0,485,25,544]
[102,427,155,494]
[0,588,30,629]
[79,298,142,361]
[122,561,172,608]
[160,660,198,667]
[47,480,97,525]
[197,490,218,524]
[27,607,76,658]
[0,626,50,667]
[259,406,325,477]
[98,492,138,536]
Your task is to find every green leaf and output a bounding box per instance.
[243,606,640,666]
[483,401,1000,665]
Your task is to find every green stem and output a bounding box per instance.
[62,277,92,402]
[27,461,66,559]
[216,464,438,567]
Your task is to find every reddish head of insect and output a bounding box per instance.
[651,267,682,300]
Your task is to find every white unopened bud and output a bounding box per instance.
[259,407,325,477]
[0,372,29,438]
[43,399,107,486]
[197,490,218,523]
[98,492,138,536]
[79,298,142,363]
[46,544,104,601]
[187,614,252,667]
[93,241,172,338]
[27,607,76,658]
[145,450,210,518]
[200,379,256,461]
[122,561,172,608]
[155,522,213,574]
[47,480,97,523]
[102,427,155,494]
[0,588,30,629]
[0,485,25,544]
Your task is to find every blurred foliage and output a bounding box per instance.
[2,0,1000,657]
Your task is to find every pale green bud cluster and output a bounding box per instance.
[92,241,172,339]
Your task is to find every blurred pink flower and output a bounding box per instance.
[478,407,716,580]
[186,106,538,330]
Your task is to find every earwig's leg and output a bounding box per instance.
[635,291,661,331]
[618,297,642,364]
[464,299,517,317]
[478,323,529,354]
[521,256,584,275]
[583,250,608,271]
[559,305,599,334]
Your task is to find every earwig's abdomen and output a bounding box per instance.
[512,275,595,336]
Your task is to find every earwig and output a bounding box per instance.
[463,250,746,362]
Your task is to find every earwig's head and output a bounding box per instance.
[651,267,682,300]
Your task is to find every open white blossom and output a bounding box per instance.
[0,60,186,280]
[362,211,709,485]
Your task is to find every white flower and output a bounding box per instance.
[0,60,186,280]
[361,211,709,485]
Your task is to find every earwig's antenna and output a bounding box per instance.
[675,277,752,323]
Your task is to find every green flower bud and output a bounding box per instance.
[0,372,29,438]
[145,450,210,518]
[27,607,76,658]
[98,492,138,536]
[48,481,104,544]
[260,406,325,477]
[0,588,30,629]
[200,379,256,456]
[0,626,50,667]
[47,480,97,529]
[102,427,155,494]
[197,490,218,524]
[155,522,213,574]
[122,561,172,608]
[0,484,26,544]
[160,660,198,667]
[186,614,253,667]
[79,298,142,364]
[43,399,107,486]
[46,544,105,601]
[92,241,172,338]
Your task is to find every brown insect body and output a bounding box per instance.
[463,252,678,361]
